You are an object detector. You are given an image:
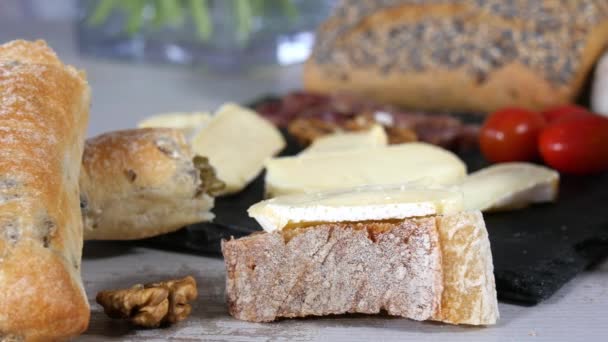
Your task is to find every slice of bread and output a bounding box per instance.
[223,218,443,322]
[224,184,498,325]
[222,210,498,325]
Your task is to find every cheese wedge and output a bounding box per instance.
[265,142,466,197]
[460,162,559,212]
[192,103,285,195]
[249,184,464,232]
[300,124,388,155]
[138,112,211,138]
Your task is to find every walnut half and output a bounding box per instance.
[96,276,198,328]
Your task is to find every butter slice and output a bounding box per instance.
[192,103,285,195]
[461,162,559,212]
[300,125,388,155]
[138,112,211,138]
[249,184,464,232]
[265,143,466,197]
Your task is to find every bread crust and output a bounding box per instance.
[304,0,608,113]
[80,128,215,240]
[434,211,498,325]
[0,40,90,341]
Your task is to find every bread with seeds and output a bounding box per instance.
[304,0,608,113]
[80,128,222,240]
[0,40,90,341]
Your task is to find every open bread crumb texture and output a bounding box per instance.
[223,218,443,322]
[223,212,498,325]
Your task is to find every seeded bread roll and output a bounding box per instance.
[304,0,608,113]
[0,40,90,341]
[80,128,221,240]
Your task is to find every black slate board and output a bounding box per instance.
[140,112,608,306]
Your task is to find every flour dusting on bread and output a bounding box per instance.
[0,39,91,341]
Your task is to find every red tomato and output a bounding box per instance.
[480,108,546,163]
[541,105,590,123]
[539,115,608,174]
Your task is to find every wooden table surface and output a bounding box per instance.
[1,17,607,342]
[80,243,608,342]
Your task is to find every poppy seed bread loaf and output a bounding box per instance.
[304,0,608,113]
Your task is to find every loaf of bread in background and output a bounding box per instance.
[304,0,608,113]
[80,128,220,240]
[0,40,90,340]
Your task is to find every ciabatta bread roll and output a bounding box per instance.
[80,128,221,240]
[0,40,90,341]
[304,0,608,113]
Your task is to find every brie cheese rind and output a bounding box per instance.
[300,124,388,155]
[265,142,467,197]
[192,103,286,195]
[249,183,463,232]
[460,162,559,212]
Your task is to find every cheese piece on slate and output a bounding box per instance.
[249,184,464,232]
[138,112,211,138]
[460,162,559,212]
[300,124,388,155]
[191,103,285,195]
[265,143,466,197]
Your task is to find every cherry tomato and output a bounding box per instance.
[539,115,608,174]
[480,108,546,163]
[541,105,590,123]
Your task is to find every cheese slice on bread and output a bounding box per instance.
[249,184,462,233]
[222,184,498,325]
